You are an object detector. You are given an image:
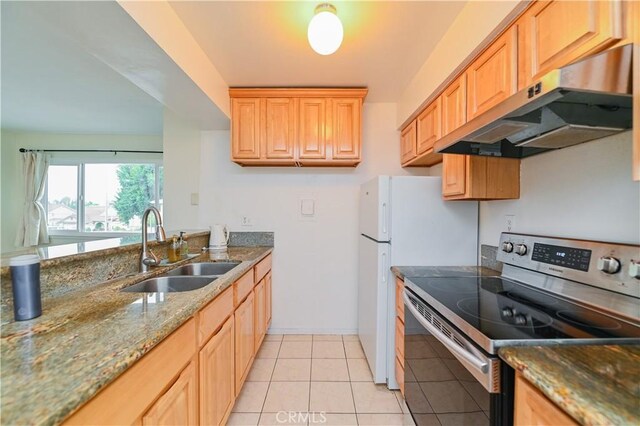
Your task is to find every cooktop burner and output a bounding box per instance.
[405,275,639,343]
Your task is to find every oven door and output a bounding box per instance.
[403,289,513,426]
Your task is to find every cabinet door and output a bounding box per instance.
[232,98,262,159]
[234,292,255,392]
[441,75,467,136]
[518,0,623,88]
[467,26,517,121]
[442,154,467,197]
[298,98,327,159]
[254,280,266,352]
[142,362,197,426]
[265,98,296,160]
[400,120,417,165]
[514,373,577,426]
[416,98,441,155]
[265,271,272,327]
[331,98,361,160]
[200,316,235,426]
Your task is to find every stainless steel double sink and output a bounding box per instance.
[122,261,241,293]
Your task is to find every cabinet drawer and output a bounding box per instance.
[234,270,254,306]
[254,254,272,283]
[198,286,234,347]
[395,316,404,368]
[395,278,404,323]
[395,356,405,397]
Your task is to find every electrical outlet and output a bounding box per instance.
[505,215,516,232]
[241,216,253,227]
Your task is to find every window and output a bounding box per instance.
[46,162,163,236]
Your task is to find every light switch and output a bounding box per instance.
[301,199,315,216]
[190,193,199,206]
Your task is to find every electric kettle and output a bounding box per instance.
[209,224,229,251]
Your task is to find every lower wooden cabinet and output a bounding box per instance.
[442,154,520,200]
[265,271,272,326]
[235,291,255,392]
[514,373,577,426]
[143,361,198,426]
[395,278,405,397]
[199,316,235,426]
[254,279,267,351]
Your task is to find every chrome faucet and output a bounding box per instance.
[140,206,167,272]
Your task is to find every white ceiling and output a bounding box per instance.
[170,1,467,102]
[1,1,164,135]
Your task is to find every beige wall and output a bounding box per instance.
[0,130,162,252]
[198,103,427,333]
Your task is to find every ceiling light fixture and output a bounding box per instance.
[307,3,343,56]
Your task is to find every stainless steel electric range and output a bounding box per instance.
[402,233,640,426]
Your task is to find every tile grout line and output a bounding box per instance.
[308,336,313,425]
[344,335,361,426]
[258,338,282,423]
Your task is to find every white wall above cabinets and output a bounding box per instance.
[479,132,639,247]
[197,103,427,333]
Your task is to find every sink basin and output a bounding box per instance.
[163,261,241,277]
[122,276,217,293]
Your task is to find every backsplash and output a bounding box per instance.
[480,244,503,272]
[0,232,209,301]
[229,232,274,247]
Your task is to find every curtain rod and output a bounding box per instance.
[19,148,163,154]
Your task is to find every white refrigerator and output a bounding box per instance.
[358,176,478,389]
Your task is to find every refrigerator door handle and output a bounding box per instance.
[381,252,387,283]
[382,203,387,235]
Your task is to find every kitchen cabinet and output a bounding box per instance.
[298,98,327,160]
[443,155,520,200]
[264,98,296,160]
[467,26,517,120]
[199,316,235,426]
[265,271,272,327]
[143,361,198,426]
[441,75,467,136]
[417,98,442,155]
[517,0,624,89]
[230,88,367,167]
[231,98,261,160]
[64,254,274,426]
[514,373,578,426]
[254,278,266,351]
[400,120,417,165]
[395,277,405,397]
[234,291,255,392]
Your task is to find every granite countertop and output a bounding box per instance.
[391,265,500,280]
[500,345,640,425]
[0,246,272,426]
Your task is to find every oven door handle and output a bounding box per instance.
[403,291,489,374]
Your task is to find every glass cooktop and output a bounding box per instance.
[405,276,640,344]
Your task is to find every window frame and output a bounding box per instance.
[45,158,163,238]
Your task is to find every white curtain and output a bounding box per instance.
[15,152,50,247]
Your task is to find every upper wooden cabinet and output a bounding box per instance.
[443,155,521,200]
[230,88,367,167]
[633,0,640,182]
[517,0,624,89]
[467,26,518,120]
[400,120,417,165]
[264,98,296,160]
[231,98,261,160]
[442,74,467,136]
[417,97,442,155]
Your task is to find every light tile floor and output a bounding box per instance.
[229,334,415,426]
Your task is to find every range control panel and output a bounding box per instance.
[497,233,640,298]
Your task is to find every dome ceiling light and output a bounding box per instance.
[307,3,343,56]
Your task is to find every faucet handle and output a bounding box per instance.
[142,251,161,267]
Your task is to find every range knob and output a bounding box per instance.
[627,260,640,279]
[514,244,528,256]
[502,242,514,253]
[514,314,527,326]
[502,307,514,318]
[597,256,621,274]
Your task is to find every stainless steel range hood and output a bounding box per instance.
[435,44,633,158]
